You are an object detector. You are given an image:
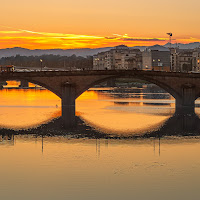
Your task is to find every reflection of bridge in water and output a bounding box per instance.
[1,70,200,128]
[146,112,200,137]
[1,113,200,139]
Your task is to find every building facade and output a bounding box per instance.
[94,45,200,73]
[170,48,200,72]
[93,45,142,70]
[192,49,200,72]
[142,49,170,71]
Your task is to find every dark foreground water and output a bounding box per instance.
[1,82,200,200]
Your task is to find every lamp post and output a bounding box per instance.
[40,59,43,71]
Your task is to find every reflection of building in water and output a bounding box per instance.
[0,134,14,145]
[153,138,161,156]
[142,85,171,99]
[98,85,173,101]
[114,102,129,105]
[96,139,101,158]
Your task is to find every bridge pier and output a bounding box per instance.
[19,80,29,88]
[176,84,196,113]
[61,83,76,128]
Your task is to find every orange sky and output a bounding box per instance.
[1,0,200,49]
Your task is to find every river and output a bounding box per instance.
[0,81,200,200]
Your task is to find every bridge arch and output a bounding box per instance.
[77,75,181,100]
[0,78,61,99]
[0,70,197,129]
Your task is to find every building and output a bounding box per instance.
[93,45,142,70]
[170,48,179,72]
[170,48,200,72]
[142,49,170,71]
[94,45,200,73]
[178,51,193,72]
[192,49,200,72]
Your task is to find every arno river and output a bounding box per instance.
[1,81,200,200]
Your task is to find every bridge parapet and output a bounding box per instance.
[1,70,200,78]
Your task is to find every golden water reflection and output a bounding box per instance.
[77,90,175,135]
[1,83,200,200]
[0,84,176,134]
[0,88,61,129]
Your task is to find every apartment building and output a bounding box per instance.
[192,50,200,72]
[93,45,142,70]
[94,45,200,73]
[170,48,200,72]
[142,49,171,71]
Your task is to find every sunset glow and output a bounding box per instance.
[1,0,200,49]
[0,28,200,49]
[1,0,200,199]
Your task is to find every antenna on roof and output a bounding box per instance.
[166,33,173,48]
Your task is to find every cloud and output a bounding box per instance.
[18,29,103,40]
[0,26,199,49]
[0,31,22,34]
[123,38,166,41]
[105,37,118,39]
[104,34,166,42]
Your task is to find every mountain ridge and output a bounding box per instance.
[0,42,200,58]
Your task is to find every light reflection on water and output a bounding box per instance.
[0,88,61,129]
[0,83,200,199]
[0,83,176,134]
[77,87,175,135]
[0,135,200,200]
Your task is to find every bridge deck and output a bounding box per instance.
[0,70,199,78]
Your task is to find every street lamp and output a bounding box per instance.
[40,59,43,71]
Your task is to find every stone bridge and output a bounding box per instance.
[1,69,200,128]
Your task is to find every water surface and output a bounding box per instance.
[0,82,200,200]
[0,82,176,135]
[0,135,200,200]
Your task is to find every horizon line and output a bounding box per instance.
[0,42,199,51]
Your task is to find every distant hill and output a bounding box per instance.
[0,47,113,58]
[0,42,200,58]
[131,45,169,51]
[164,42,200,49]
[132,43,200,51]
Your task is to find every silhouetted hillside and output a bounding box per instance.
[164,42,200,49]
[0,42,200,58]
[0,47,113,58]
